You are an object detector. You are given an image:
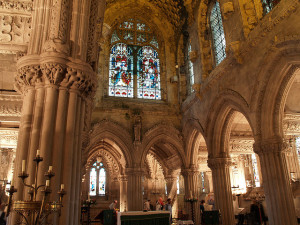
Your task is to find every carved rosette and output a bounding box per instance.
[207,157,232,170]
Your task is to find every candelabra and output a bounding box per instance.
[6,151,66,225]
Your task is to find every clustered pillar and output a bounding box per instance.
[207,157,235,225]
[254,138,298,225]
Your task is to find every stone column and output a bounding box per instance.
[207,157,235,225]
[119,175,128,212]
[165,175,178,219]
[126,168,143,211]
[254,139,298,225]
[206,170,214,193]
[182,167,200,225]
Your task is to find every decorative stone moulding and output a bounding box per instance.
[189,50,198,63]
[222,1,234,20]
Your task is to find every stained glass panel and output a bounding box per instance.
[120,20,134,29]
[109,43,133,97]
[111,30,120,43]
[90,168,97,196]
[99,168,106,195]
[137,46,161,99]
[201,172,205,192]
[210,1,226,65]
[296,137,300,165]
[261,0,280,14]
[150,37,159,49]
[188,44,194,93]
[251,154,260,187]
[177,177,180,194]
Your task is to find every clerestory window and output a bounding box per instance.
[210,1,226,66]
[109,18,161,100]
[261,0,280,15]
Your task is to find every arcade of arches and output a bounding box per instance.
[0,0,300,225]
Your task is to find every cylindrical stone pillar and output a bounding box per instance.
[254,139,298,225]
[207,157,235,225]
[127,168,143,211]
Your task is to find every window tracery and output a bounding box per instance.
[210,1,226,65]
[89,162,106,196]
[109,18,161,99]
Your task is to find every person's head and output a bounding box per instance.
[201,200,205,204]
[167,198,171,204]
[114,200,117,204]
[148,199,151,202]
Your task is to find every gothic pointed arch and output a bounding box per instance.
[141,124,185,169]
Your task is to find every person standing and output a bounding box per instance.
[109,200,118,210]
[200,200,205,224]
[165,198,172,225]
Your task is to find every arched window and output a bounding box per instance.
[109,18,161,100]
[210,1,226,65]
[188,44,194,93]
[261,0,280,15]
[251,154,260,187]
[90,162,106,196]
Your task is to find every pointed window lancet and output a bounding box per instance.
[210,1,226,65]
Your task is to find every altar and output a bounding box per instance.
[117,211,170,225]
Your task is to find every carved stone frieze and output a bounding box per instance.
[283,120,300,135]
[0,129,18,148]
[0,1,33,13]
[230,138,254,154]
[0,94,22,118]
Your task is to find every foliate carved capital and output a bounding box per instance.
[207,157,232,170]
[16,63,97,97]
[253,138,289,155]
[41,63,66,85]
[15,65,42,91]
[181,166,199,177]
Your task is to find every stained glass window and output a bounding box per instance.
[210,1,226,65]
[201,172,205,193]
[188,44,194,93]
[251,154,260,187]
[89,161,106,196]
[296,137,300,165]
[109,18,161,100]
[261,0,280,14]
[90,168,97,196]
[177,177,180,194]
[137,46,161,99]
[109,43,133,97]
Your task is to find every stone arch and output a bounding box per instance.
[141,124,186,169]
[85,120,134,168]
[206,89,254,157]
[182,118,207,167]
[251,40,300,140]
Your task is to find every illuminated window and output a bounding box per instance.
[188,44,194,93]
[261,0,280,14]
[251,154,260,187]
[201,172,205,193]
[177,177,180,194]
[89,162,106,196]
[109,18,161,100]
[210,1,226,65]
[296,137,300,165]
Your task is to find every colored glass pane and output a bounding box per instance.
[99,168,106,195]
[296,137,300,165]
[210,1,226,65]
[137,46,161,99]
[261,0,280,14]
[201,172,205,192]
[121,20,134,29]
[188,44,194,93]
[177,177,180,194]
[111,30,120,43]
[150,37,159,49]
[109,43,134,97]
[90,168,97,196]
[251,154,260,187]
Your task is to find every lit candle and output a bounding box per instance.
[22,160,26,172]
[36,150,40,157]
[61,184,64,190]
[48,166,53,172]
[46,180,50,187]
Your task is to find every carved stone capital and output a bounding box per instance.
[41,63,66,85]
[15,65,42,92]
[253,138,289,155]
[207,157,232,170]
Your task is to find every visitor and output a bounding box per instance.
[156,200,161,211]
[109,200,118,211]
[0,201,6,225]
[165,198,172,225]
[144,199,151,211]
[200,200,205,224]
[158,197,164,210]
[250,200,266,225]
